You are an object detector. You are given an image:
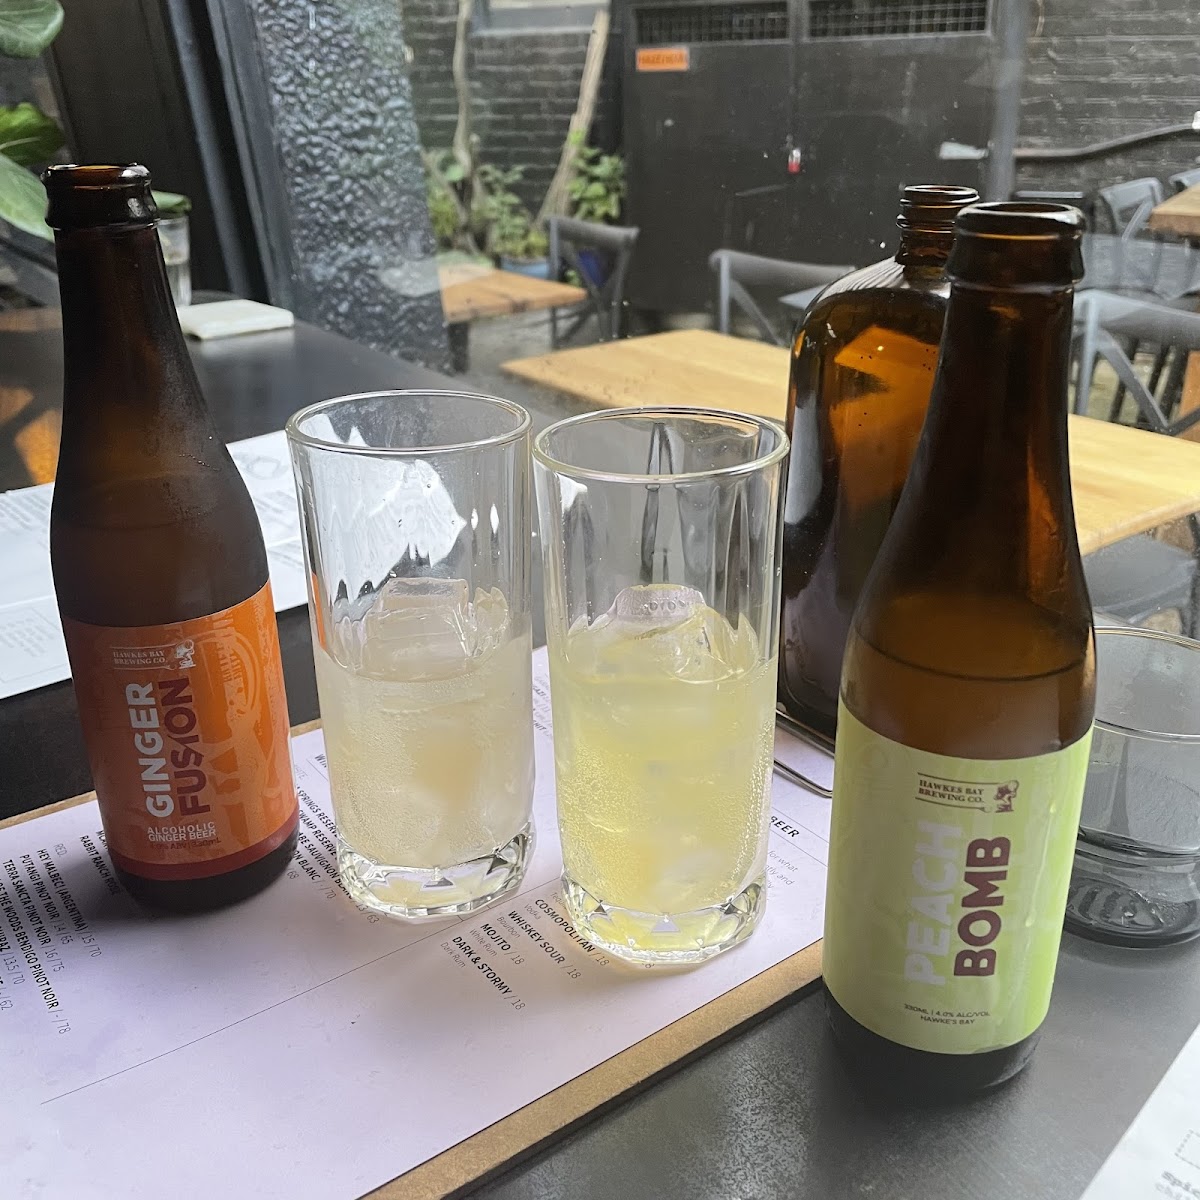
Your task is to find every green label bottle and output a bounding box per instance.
[823,202,1096,1096]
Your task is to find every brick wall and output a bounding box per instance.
[403,0,1200,223]
[474,29,595,205]
[401,0,595,210]
[1015,0,1200,213]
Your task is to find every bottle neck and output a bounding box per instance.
[885,279,1082,603]
[56,225,213,432]
[895,227,954,271]
[925,280,1074,472]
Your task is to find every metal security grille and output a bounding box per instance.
[635,2,789,46]
[808,0,988,38]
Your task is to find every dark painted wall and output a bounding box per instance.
[403,0,1200,220]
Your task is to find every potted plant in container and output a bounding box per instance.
[565,131,625,286]
[422,152,549,278]
[477,164,548,278]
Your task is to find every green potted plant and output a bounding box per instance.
[565,131,625,286]
[1,0,191,308]
[0,0,65,239]
[475,164,547,277]
[567,132,625,225]
[422,152,548,277]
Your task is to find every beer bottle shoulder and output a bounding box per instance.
[790,259,949,367]
[51,446,269,626]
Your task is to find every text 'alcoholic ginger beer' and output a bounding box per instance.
[822,203,1096,1095]
[46,164,298,911]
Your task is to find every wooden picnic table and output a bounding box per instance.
[438,264,585,324]
[437,264,585,371]
[504,328,1200,556]
[1148,184,1200,239]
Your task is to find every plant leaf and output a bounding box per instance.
[0,152,50,237]
[0,0,64,57]
[0,102,62,165]
[151,188,191,215]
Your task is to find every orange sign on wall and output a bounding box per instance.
[636,47,690,72]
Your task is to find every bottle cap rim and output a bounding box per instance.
[43,164,157,231]
[901,184,980,208]
[955,201,1086,239]
[948,202,1085,286]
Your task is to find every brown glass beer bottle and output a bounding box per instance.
[45,164,298,911]
[823,203,1095,1095]
[778,185,978,740]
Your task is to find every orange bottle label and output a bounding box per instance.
[62,582,298,881]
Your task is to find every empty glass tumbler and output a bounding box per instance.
[288,391,535,920]
[534,407,789,965]
[1066,626,1200,946]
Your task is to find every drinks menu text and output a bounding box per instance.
[1,652,830,1198]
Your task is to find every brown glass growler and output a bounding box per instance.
[45,165,298,911]
[778,185,979,740]
[822,203,1096,1096]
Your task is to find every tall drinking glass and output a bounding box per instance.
[534,407,789,965]
[288,391,534,920]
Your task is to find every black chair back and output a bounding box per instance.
[1169,167,1200,194]
[548,217,639,348]
[1096,177,1166,238]
[708,249,851,345]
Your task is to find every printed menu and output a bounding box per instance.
[0,430,306,700]
[1081,1020,1200,1200]
[0,651,830,1198]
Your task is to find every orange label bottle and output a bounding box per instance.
[63,584,297,881]
[45,164,299,911]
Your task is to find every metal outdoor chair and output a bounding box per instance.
[1170,167,1200,194]
[708,250,852,346]
[1097,177,1166,240]
[547,216,639,349]
[1074,290,1200,434]
[1084,535,1198,638]
[1010,189,1095,229]
[1093,178,1180,410]
[1072,289,1200,635]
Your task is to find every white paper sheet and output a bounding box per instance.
[0,430,307,700]
[0,651,830,1199]
[1080,1021,1200,1199]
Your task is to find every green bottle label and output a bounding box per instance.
[823,702,1092,1055]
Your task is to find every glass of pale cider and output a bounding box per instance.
[287,392,534,919]
[534,408,789,965]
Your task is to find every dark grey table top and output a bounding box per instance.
[3,308,1197,1200]
[477,931,1200,1200]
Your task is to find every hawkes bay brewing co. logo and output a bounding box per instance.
[109,640,196,671]
[916,774,1018,814]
